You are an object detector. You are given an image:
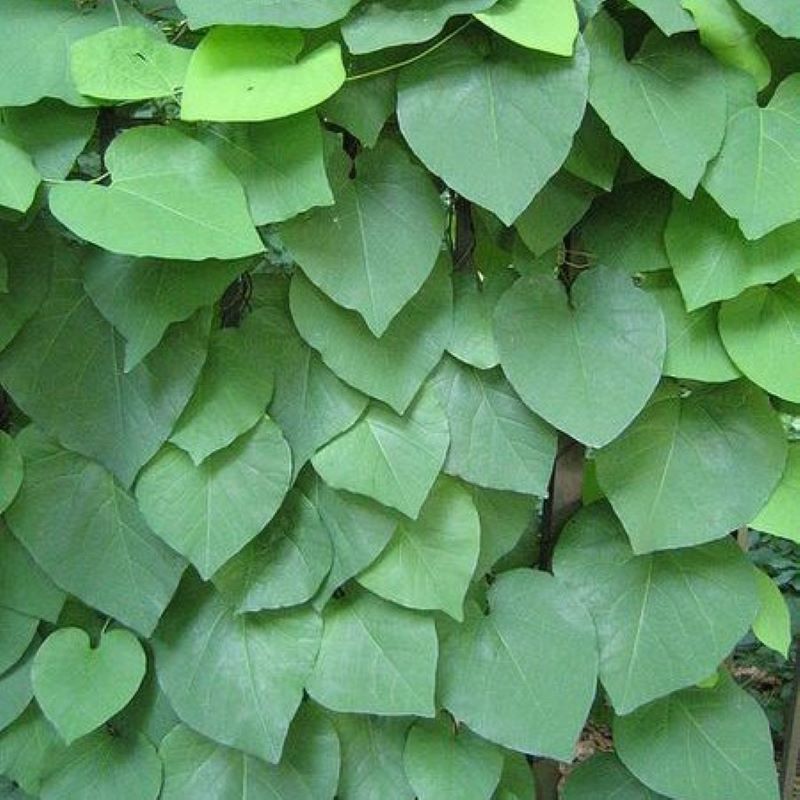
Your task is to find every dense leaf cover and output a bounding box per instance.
[0,1,797,798]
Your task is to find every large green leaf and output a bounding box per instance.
[438,569,598,759]
[357,477,480,620]
[666,190,800,310]
[563,753,669,800]
[428,356,556,495]
[476,0,579,56]
[5,427,186,636]
[311,389,449,519]
[290,261,452,413]
[736,0,800,41]
[0,246,209,487]
[553,503,759,713]
[306,588,437,717]
[153,574,321,764]
[752,443,800,543]
[595,382,787,553]
[194,114,332,226]
[0,141,40,213]
[181,28,344,122]
[49,126,263,261]
[159,704,339,800]
[32,628,146,744]
[0,0,150,107]
[176,0,358,28]
[403,716,504,800]
[704,72,800,239]
[136,417,291,579]
[585,11,725,196]
[719,279,800,402]
[494,266,665,447]
[397,34,588,224]
[614,673,780,800]
[0,433,22,515]
[281,140,446,336]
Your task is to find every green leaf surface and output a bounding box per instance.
[159,704,339,800]
[0,610,37,679]
[137,417,291,579]
[476,0,579,56]
[282,140,446,336]
[428,356,556,495]
[397,34,588,224]
[32,628,146,744]
[553,503,759,713]
[5,427,186,636]
[752,443,800,543]
[311,389,449,519]
[704,72,800,239]
[49,126,263,261]
[0,432,22,515]
[0,706,65,795]
[321,73,396,147]
[153,574,321,764]
[494,266,665,447]
[306,588,437,717]
[736,0,800,38]
[181,27,345,122]
[70,26,191,101]
[595,382,787,553]
[564,106,622,191]
[290,260,452,414]
[752,568,791,657]
[615,673,780,800]
[719,279,800,402]
[0,639,35,734]
[0,141,40,213]
[176,0,357,28]
[404,716,504,800]
[493,751,536,800]
[563,752,669,800]
[438,569,598,759]
[586,11,725,196]
[629,0,696,33]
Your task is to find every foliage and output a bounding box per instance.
[0,1,797,799]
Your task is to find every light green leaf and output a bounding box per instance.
[0,0,150,107]
[476,0,579,56]
[170,324,275,464]
[666,189,800,310]
[71,26,191,101]
[0,611,37,682]
[329,713,413,800]
[306,588,437,717]
[0,432,22,514]
[0,246,210,487]
[579,180,672,274]
[311,389,449,519]
[564,107,622,191]
[281,140,446,336]
[752,443,800,543]
[586,11,725,196]
[160,704,339,800]
[628,0,696,33]
[175,0,357,28]
[494,266,666,447]
[153,574,322,764]
[737,0,800,38]
[553,503,759,713]
[290,260,452,414]
[428,356,557,495]
[493,751,536,800]
[49,126,263,261]
[563,752,669,800]
[0,140,39,213]
[752,569,791,657]
[0,706,65,795]
[719,279,800,402]
[404,716,504,800]
[136,417,291,579]
[321,73,396,148]
[39,730,161,800]
[397,34,588,224]
[32,628,146,744]
[213,485,333,612]
[595,382,787,553]
[5,427,186,636]
[194,114,332,226]
[615,673,780,800]
[357,477,480,620]
[438,569,598,759]
[342,0,496,54]
[704,72,800,239]
[181,27,344,122]
[0,639,35,734]
[82,249,244,371]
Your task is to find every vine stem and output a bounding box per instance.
[346,18,474,83]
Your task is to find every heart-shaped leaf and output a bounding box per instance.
[49,126,263,261]
[181,27,345,122]
[494,266,666,447]
[476,0,579,56]
[32,628,146,744]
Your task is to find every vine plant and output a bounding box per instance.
[0,0,798,799]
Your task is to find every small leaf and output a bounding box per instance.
[321,73,396,147]
[175,0,357,29]
[0,432,22,514]
[628,0,696,33]
[563,752,670,800]
[752,443,800,543]
[476,0,579,56]
[0,140,39,213]
[736,0,800,38]
[0,610,37,682]
[564,107,623,191]
[0,639,35,734]
[752,569,791,657]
